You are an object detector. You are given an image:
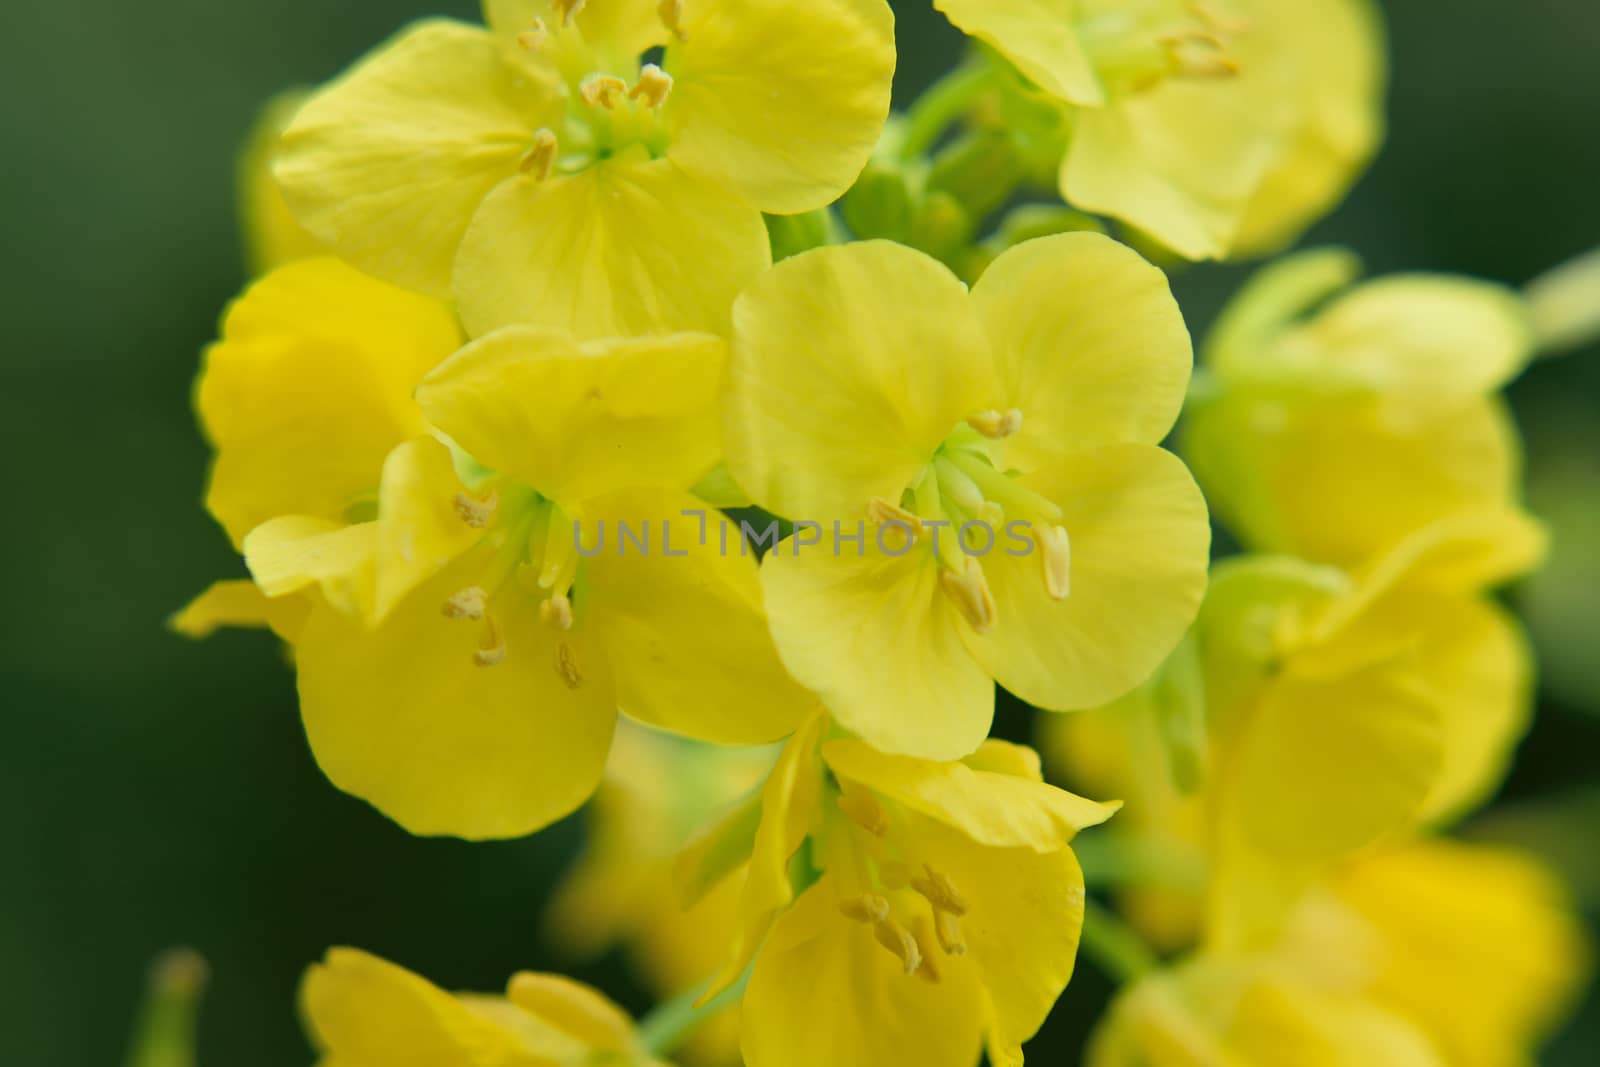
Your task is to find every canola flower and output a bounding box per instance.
[275,0,895,338]
[170,0,1598,1062]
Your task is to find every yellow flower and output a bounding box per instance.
[276,0,895,338]
[723,234,1210,759]
[172,256,461,641]
[302,947,668,1067]
[545,722,774,1067]
[1087,840,1590,1067]
[244,322,811,839]
[683,713,1119,1067]
[237,89,323,275]
[1184,249,1536,567]
[937,0,1386,259]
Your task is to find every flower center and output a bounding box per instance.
[1077,0,1246,96]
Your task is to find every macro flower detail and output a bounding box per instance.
[724,233,1210,759]
[936,0,1385,259]
[275,0,896,338]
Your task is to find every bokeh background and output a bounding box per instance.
[4,1,1599,1063]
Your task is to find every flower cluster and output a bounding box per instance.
[171,1,1590,1065]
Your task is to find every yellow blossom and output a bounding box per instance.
[301,946,669,1067]
[684,713,1119,1067]
[275,0,895,338]
[937,0,1386,259]
[723,234,1210,759]
[1183,249,1536,568]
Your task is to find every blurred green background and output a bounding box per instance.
[4,1,1599,1063]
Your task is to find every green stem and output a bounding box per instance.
[898,62,993,162]
[125,949,208,1067]
[1079,898,1159,986]
[1526,245,1600,356]
[637,970,750,1058]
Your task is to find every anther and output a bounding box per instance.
[873,917,923,976]
[910,865,968,916]
[658,0,687,40]
[580,74,628,110]
[837,789,889,836]
[453,491,497,529]
[966,408,1024,439]
[557,642,584,689]
[912,916,943,983]
[839,894,891,924]
[540,592,574,631]
[442,586,488,620]
[934,910,967,956]
[474,616,506,667]
[627,64,673,109]
[868,496,921,528]
[553,0,587,26]
[939,557,998,635]
[516,18,547,50]
[1161,31,1240,78]
[1037,524,1072,601]
[520,128,559,180]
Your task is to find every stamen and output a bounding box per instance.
[627,64,673,109]
[872,917,923,976]
[934,910,967,956]
[1036,524,1072,601]
[966,408,1024,440]
[1161,31,1240,78]
[540,592,574,631]
[839,894,891,924]
[868,496,922,528]
[453,491,498,529]
[553,0,587,26]
[516,18,547,50]
[442,586,488,620]
[580,74,628,110]
[556,641,584,689]
[939,557,997,635]
[837,789,889,836]
[520,128,559,180]
[912,916,943,982]
[910,865,968,916]
[658,0,687,40]
[474,616,506,667]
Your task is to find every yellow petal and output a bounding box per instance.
[761,535,995,760]
[276,20,547,297]
[961,739,1044,782]
[301,948,543,1065]
[823,738,1116,851]
[963,444,1210,713]
[243,516,378,621]
[971,232,1192,469]
[725,240,999,522]
[934,0,1102,105]
[667,0,895,214]
[706,711,827,998]
[372,438,487,623]
[237,89,323,274]
[1183,391,1523,568]
[579,488,813,744]
[295,549,615,839]
[741,876,986,1067]
[454,150,770,338]
[169,579,310,643]
[505,972,636,1053]
[1226,663,1441,863]
[415,328,725,503]
[197,258,459,547]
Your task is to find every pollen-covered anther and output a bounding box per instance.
[939,557,998,635]
[627,64,673,109]
[658,0,687,40]
[1161,31,1240,78]
[581,74,628,110]
[556,641,584,689]
[553,0,587,26]
[839,893,891,924]
[442,586,488,620]
[1036,524,1072,601]
[868,496,922,528]
[516,18,548,50]
[873,917,923,976]
[453,490,498,529]
[966,408,1024,439]
[520,128,559,179]
[910,864,968,916]
[934,910,967,957]
[837,789,889,836]
[540,592,574,631]
[474,617,506,667]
